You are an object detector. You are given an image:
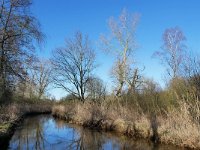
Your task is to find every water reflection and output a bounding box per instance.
[8,115,180,150]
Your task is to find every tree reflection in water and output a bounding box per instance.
[8,115,179,150]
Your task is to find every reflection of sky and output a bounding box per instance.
[44,119,79,144]
[9,116,81,150]
[8,115,182,150]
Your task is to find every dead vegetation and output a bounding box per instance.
[52,77,200,149]
[0,100,52,140]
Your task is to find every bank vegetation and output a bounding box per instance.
[1,1,200,149]
[52,10,200,149]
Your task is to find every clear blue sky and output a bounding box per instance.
[31,0,200,99]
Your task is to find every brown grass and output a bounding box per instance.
[157,102,200,148]
[0,101,52,137]
[52,99,200,149]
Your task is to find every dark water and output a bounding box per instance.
[8,115,182,150]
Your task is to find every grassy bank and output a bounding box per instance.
[52,99,200,149]
[0,100,53,148]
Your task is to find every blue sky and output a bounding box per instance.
[31,0,200,99]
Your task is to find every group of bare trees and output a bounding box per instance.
[86,77,106,102]
[0,0,51,101]
[50,9,200,103]
[0,0,106,102]
[15,59,52,99]
[50,9,142,102]
[1,0,199,103]
[26,59,52,99]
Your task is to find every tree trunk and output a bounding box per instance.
[116,81,124,97]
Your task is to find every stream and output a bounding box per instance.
[8,114,181,150]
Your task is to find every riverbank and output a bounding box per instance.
[52,101,200,149]
[0,101,52,149]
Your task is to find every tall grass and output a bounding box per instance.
[52,77,200,149]
[0,101,52,124]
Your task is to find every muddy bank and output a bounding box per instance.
[52,103,200,149]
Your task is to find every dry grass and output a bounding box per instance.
[0,101,52,136]
[52,101,151,138]
[52,98,200,149]
[157,102,200,148]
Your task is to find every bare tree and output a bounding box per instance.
[0,0,44,100]
[153,27,187,78]
[184,54,200,96]
[14,59,52,100]
[101,9,140,96]
[110,59,127,96]
[36,60,52,99]
[51,32,95,102]
[30,60,52,99]
[86,76,106,102]
[126,67,144,94]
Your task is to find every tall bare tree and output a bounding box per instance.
[0,0,43,100]
[101,9,140,96]
[153,27,187,78]
[51,32,95,102]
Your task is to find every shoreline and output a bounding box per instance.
[52,102,199,150]
[1,101,198,150]
[52,113,162,146]
[0,103,52,149]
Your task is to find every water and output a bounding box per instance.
[8,115,181,150]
